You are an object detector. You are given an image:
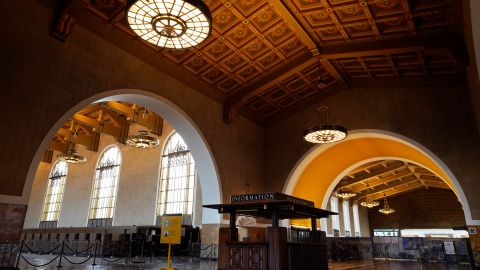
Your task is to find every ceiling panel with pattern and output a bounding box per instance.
[49,0,467,124]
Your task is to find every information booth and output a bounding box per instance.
[204,192,336,270]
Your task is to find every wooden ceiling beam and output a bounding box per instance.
[344,162,406,187]
[100,101,135,118]
[72,113,100,130]
[48,141,67,153]
[224,51,316,123]
[318,31,469,63]
[347,160,386,177]
[272,0,318,54]
[349,74,465,89]
[350,170,413,192]
[321,59,349,89]
[369,182,424,201]
[356,176,420,200]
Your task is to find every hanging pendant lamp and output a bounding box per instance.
[335,178,357,199]
[126,130,160,148]
[303,106,348,144]
[125,109,160,149]
[57,123,87,164]
[360,182,379,208]
[126,0,212,49]
[379,196,395,215]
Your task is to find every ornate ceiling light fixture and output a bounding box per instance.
[335,178,357,199]
[126,130,160,148]
[379,196,395,215]
[360,182,379,208]
[126,109,160,149]
[126,0,212,49]
[303,106,348,144]
[57,122,87,164]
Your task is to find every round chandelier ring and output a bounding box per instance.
[360,200,380,208]
[126,130,160,149]
[303,125,348,144]
[127,0,212,49]
[57,150,87,164]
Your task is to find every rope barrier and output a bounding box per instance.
[64,242,95,254]
[15,239,215,268]
[20,254,60,267]
[22,242,61,255]
[62,255,93,265]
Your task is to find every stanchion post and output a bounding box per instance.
[127,241,132,264]
[57,241,64,268]
[15,240,24,269]
[167,239,172,270]
[140,240,144,262]
[92,241,98,266]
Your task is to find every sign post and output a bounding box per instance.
[160,214,182,270]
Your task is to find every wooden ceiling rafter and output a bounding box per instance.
[336,159,452,202]
[343,161,406,186]
[44,101,164,163]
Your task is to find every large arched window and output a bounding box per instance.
[157,132,196,218]
[88,145,121,227]
[40,161,68,228]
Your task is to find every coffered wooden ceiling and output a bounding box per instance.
[333,160,450,202]
[47,0,468,124]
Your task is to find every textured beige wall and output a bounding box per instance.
[0,0,264,209]
[23,122,210,229]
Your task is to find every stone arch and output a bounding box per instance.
[283,129,477,226]
[24,89,222,224]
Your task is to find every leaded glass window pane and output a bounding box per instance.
[157,133,196,216]
[40,161,68,223]
[89,146,121,220]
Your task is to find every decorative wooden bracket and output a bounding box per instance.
[50,0,75,42]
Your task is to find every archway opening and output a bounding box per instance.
[24,90,222,226]
[283,130,474,227]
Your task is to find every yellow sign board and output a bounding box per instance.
[160,214,182,244]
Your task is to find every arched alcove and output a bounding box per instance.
[283,129,478,226]
[24,89,222,224]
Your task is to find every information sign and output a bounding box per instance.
[160,214,182,244]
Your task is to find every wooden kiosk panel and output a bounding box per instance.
[204,192,336,270]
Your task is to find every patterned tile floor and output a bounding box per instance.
[16,254,473,270]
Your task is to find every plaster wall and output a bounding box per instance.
[23,123,188,228]
[367,188,465,230]
[0,0,264,208]
[266,83,480,221]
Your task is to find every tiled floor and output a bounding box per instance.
[16,254,473,270]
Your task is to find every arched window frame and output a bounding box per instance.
[88,145,121,227]
[39,160,68,228]
[156,132,196,219]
